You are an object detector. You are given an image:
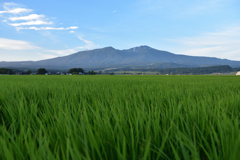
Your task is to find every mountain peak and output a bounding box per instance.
[128,45,153,52]
[102,46,116,50]
[139,45,152,48]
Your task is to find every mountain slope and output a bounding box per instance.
[1,45,240,69]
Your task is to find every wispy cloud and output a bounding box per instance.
[170,26,240,60]
[37,53,59,59]
[0,8,32,14]
[0,36,98,60]
[78,36,93,46]
[2,2,17,6]
[8,14,44,21]
[0,2,32,14]
[138,0,228,18]
[67,26,78,29]
[9,20,53,26]
[0,38,40,50]
[16,26,78,31]
[0,2,78,31]
[46,36,98,56]
[47,48,78,55]
[182,0,225,15]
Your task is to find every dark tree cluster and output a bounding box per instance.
[88,70,97,75]
[68,68,84,74]
[0,68,13,74]
[37,68,47,75]
[108,65,237,75]
[157,65,234,75]
[27,70,32,75]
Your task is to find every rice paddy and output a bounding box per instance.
[0,75,240,160]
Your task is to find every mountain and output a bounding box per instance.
[1,45,240,70]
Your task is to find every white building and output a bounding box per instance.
[236,71,240,75]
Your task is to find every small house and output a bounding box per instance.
[236,71,240,75]
[16,72,23,75]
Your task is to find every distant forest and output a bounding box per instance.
[107,65,240,75]
[1,65,240,75]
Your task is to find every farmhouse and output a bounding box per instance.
[236,71,240,75]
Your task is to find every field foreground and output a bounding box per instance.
[0,75,240,160]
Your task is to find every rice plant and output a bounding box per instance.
[0,75,240,160]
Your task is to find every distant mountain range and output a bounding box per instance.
[1,46,240,70]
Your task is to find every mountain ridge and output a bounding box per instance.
[1,45,240,70]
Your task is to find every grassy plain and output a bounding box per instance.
[0,75,240,160]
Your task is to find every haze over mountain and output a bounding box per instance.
[1,46,240,70]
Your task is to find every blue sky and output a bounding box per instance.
[0,0,240,61]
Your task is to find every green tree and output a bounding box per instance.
[27,70,32,75]
[0,68,13,74]
[68,68,84,74]
[72,72,79,75]
[91,70,96,75]
[37,68,47,75]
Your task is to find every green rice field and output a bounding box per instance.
[0,75,240,160]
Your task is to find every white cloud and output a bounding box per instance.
[47,49,78,55]
[78,36,93,46]
[17,26,78,30]
[9,20,53,26]
[0,2,32,14]
[69,31,74,33]
[138,0,228,18]
[66,26,78,29]
[77,36,98,50]
[0,38,40,50]
[8,8,31,14]
[170,26,240,60]
[3,2,18,7]
[0,10,7,14]
[46,36,98,56]
[1,2,79,31]
[8,14,44,21]
[0,8,32,14]
[37,53,58,59]
[182,0,225,14]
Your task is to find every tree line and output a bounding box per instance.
[0,68,13,74]
[37,68,86,75]
[107,65,240,75]
[1,65,240,75]
[0,67,97,75]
